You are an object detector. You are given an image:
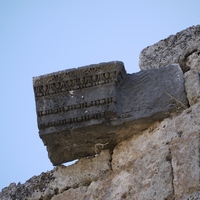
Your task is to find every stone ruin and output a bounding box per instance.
[1,25,200,200]
[33,61,188,165]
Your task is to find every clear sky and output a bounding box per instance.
[0,0,199,190]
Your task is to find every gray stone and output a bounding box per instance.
[184,70,200,106]
[33,61,126,132]
[33,62,188,165]
[139,25,200,72]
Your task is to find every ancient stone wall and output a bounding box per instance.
[1,25,200,200]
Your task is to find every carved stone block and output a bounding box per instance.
[33,62,188,165]
[33,61,125,134]
[184,70,200,106]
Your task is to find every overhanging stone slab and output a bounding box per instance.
[33,61,188,165]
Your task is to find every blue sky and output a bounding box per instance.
[0,1,199,190]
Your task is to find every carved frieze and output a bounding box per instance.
[33,61,126,98]
[37,97,116,117]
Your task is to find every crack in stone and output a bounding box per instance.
[168,148,175,199]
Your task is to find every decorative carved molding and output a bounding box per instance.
[37,97,116,117]
[33,62,126,98]
[33,61,125,133]
[38,111,106,129]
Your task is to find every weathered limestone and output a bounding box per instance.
[111,103,200,199]
[139,25,200,72]
[1,102,199,200]
[170,131,200,199]
[0,150,111,200]
[75,102,199,200]
[185,45,200,72]
[33,62,188,165]
[184,70,200,106]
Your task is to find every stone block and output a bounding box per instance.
[185,44,200,72]
[33,61,125,132]
[184,70,200,106]
[33,62,188,165]
[170,131,200,199]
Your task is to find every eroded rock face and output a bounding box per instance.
[139,25,200,72]
[33,62,188,165]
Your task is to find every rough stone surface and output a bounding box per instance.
[139,25,200,72]
[1,103,199,200]
[33,62,188,165]
[0,150,111,200]
[171,131,200,199]
[184,70,200,106]
[185,45,200,72]
[52,102,200,200]
[111,102,200,200]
